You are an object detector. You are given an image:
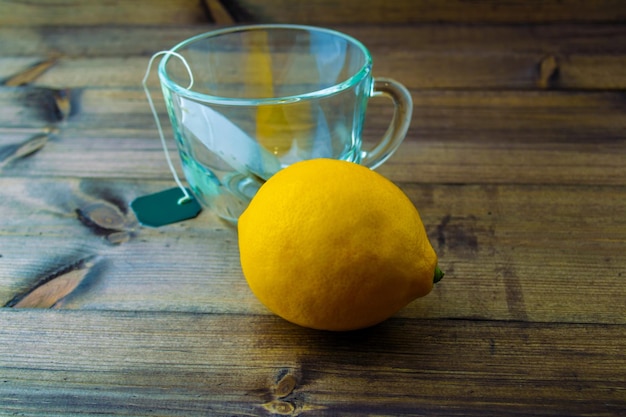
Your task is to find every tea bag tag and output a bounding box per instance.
[131,187,202,227]
[132,50,203,227]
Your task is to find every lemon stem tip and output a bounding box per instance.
[433,265,445,284]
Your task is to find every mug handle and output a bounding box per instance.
[360,77,413,170]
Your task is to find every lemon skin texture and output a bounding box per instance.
[238,158,438,331]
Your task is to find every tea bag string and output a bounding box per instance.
[142,50,194,205]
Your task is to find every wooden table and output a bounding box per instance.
[1,1,625,415]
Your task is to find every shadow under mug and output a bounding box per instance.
[158,24,413,223]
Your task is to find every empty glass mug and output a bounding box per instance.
[158,24,413,223]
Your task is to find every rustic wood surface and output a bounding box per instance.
[1,1,625,416]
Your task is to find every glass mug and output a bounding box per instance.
[158,24,413,223]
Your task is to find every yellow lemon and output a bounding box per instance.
[238,158,443,331]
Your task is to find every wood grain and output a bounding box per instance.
[2,24,626,90]
[2,86,624,186]
[27,53,626,91]
[2,57,58,87]
[0,87,67,128]
[0,57,43,82]
[233,0,626,24]
[3,24,626,58]
[0,132,49,168]
[1,177,624,325]
[3,0,625,26]
[8,257,96,308]
[0,0,209,27]
[1,309,624,416]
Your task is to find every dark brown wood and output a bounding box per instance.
[2,24,625,58]
[1,310,624,416]
[4,0,625,26]
[3,24,626,90]
[225,0,626,24]
[2,87,625,186]
[0,0,209,26]
[1,177,624,327]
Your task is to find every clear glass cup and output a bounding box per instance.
[158,24,413,223]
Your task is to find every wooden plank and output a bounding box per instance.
[0,177,624,324]
[25,54,626,90]
[374,90,626,186]
[0,0,209,27]
[3,24,626,58]
[0,27,207,57]
[232,0,626,24]
[14,49,626,92]
[1,0,625,26]
[2,87,625,186]
[1,24,626,90]
[1,309,624,415]
[250,1,626,24]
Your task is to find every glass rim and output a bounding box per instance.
[157,24,373,105]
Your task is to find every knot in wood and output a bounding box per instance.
[275,373,298,398]
[77,202,126,231]
[263,400,295,415]
[537,54,559,89]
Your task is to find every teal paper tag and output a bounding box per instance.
[131,187,202,227]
